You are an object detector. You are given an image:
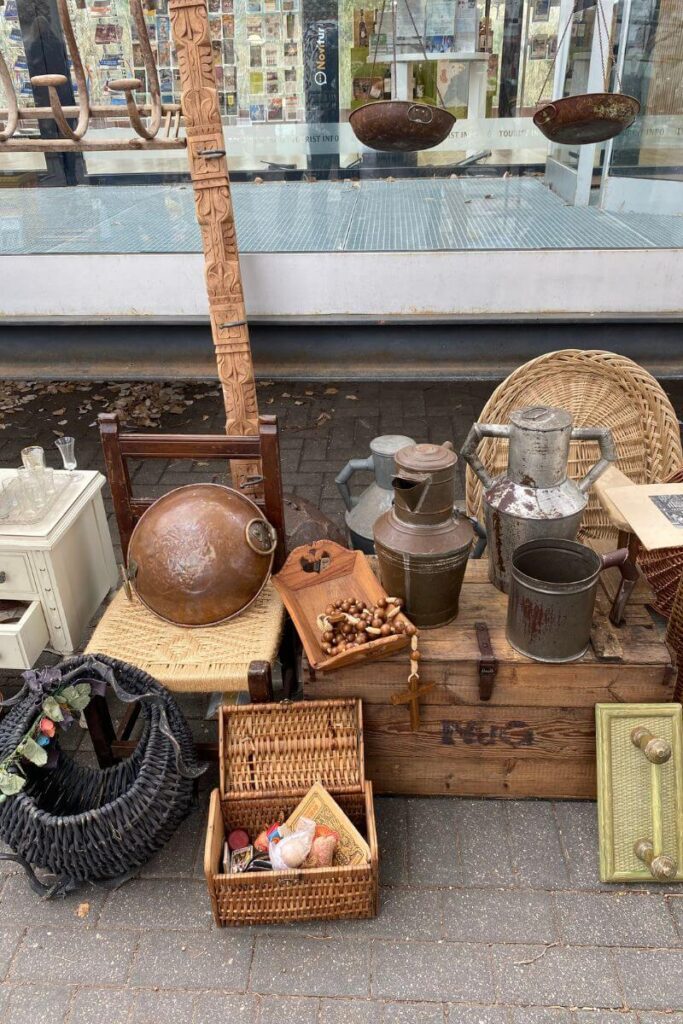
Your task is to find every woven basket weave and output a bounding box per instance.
[0,655,202,892]
[465,350,682,541]
[205,699,378,926]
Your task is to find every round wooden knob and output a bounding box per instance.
[30,74,68,88]
[651,854,678,881]
[631,726,672,764]
[107,79,142,93]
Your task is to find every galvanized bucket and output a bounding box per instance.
[506,538,630,663]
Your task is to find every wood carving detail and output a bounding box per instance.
[169,0,260,482]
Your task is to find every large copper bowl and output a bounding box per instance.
[533,93,640,146]
[349,100,455,152]
[127,484,277,627]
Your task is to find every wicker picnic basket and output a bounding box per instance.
[204,699,378,926]
[465,350,683,542]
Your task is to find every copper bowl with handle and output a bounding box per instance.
[349,99,455,152]
[127,483,278,627]
[533,93,640,146]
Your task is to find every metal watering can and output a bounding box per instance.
[336,434,415,553]
[461,406,616,593]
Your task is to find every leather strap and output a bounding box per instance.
[475,620,498,701]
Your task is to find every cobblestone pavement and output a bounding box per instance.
[0,379,682,1024]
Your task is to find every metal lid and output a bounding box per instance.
[370,434,415,458]
[510,406,572,431]
[394,442,457,473]
[127,483,276,627]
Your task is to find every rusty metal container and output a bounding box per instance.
[506,538,632,663]
[461,406,616,593]
[533,93,640,146]
[127,483,277,627]
[349,100,455,152]
[373,442,474,628]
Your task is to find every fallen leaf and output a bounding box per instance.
[76,902,90,919]
[345,395,358,401]
[304,390,314,396]
[53,408,65,416]
[324,387,338,395]
[294,400,304,406]
[316,412,332,426]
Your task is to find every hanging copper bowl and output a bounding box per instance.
[533,92,640,146]
[127,483,278,627]
[349,99,455,152]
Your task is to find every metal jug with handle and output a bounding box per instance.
[336,434,415,553]
[461,406,616,593]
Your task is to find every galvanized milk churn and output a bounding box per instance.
[373,442,474,628]
[461,406,616,593]
[336,435,415,553]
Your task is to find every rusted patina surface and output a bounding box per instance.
[533,93,640,146]
[128,483,276,627]
[349,100,455,152]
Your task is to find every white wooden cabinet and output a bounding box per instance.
[0,470,118,669]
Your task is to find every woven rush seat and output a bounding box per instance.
[86,581,285,693]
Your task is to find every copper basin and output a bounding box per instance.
[349,100,455,152]
[127,483,277,627]
[533,93,640,145]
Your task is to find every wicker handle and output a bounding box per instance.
[460,422,510,491]
[571,426,617,494]
[335,455,374,511]
[631,725,678,881]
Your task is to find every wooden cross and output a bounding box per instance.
[391,673,435,731]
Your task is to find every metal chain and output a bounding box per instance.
[401,0,448,107]
[536,0,579,105]
[595,0,623,92]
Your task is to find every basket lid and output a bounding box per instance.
[219,699,365,799]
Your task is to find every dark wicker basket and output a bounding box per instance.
[0,654,204,895]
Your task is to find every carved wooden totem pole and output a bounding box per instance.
[169,0,260,486]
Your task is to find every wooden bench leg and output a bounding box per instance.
[84,694,119,768]
[248,660,274,703]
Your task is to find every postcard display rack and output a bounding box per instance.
[63,0,305,127]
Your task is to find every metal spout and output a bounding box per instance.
[392,474,430,512]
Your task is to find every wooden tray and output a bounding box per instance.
[272,540,412,672]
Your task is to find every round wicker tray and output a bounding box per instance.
[465,350,682,542]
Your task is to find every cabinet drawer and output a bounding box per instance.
[0,553,36,596]
[0,601,49,670]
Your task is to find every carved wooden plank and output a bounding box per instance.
[169,0,259,487]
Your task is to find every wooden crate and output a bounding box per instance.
[204,699,379,926]
[303,561,677,800]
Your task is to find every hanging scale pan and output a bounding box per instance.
[126,483,277,627]
[349,99,455,152]
[533,92,640,146]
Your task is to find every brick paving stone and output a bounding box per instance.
[0,985,8,1021]
[0,929,27,980]
[407,798,463,886]
[441,888,557,945]
[10,928,137,986]
[250,936,369,998]
[613,949,683,1011]
[554,891,680,948]
[256,995,318,1024]
[0,875,107,929]
[383,1002,446,1023]
[574,1014,638,1024]
[508,1009,572,1024]
[68,987,135,1024]
[665,895,683,937]
[371,940,495,1003]
[553,802,603,890]
[458,801,513,887]
[128,989,196,1023]
[99,878,213,929]
[326,885,443,941]
[491,944,622,1009]
[130,930,253,990]
[637,1015,683,1023]
[445,1007,508,1024]
[375,797,410,886]
[505,802,570,888]
[1,983,74,1024]
[318,999,376,1024]
[193,992,259,1023]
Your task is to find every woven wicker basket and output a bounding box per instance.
[465,350,682,542]
[204,699,378,926]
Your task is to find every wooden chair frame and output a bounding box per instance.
[86,412,295,766]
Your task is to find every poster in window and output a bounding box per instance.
[247,15,264,38]
[223,40,235,63]
[266,70,280,93]
[250,70,264,91]
[265,15,281,40]
[284,41,298,61]
[267,96,283,120]
[247,0,262,11]
[250,45,263,66]
[530,34,548,59]
[209,17,222,39]
[250,101,266,121]
[533,0,550,22]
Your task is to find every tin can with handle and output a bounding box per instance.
[506,538,635,663]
